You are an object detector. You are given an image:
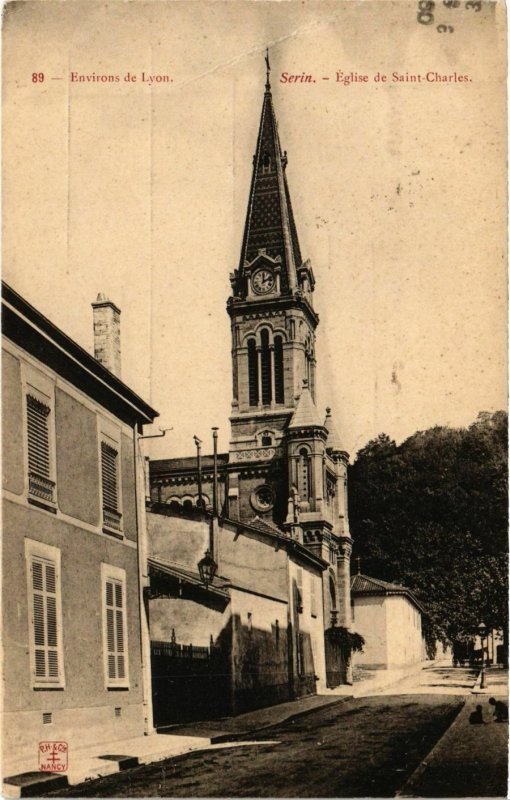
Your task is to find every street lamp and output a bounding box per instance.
[478,621,488,689]
[198,550,217,588]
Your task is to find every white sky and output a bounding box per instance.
[3,0,507,460]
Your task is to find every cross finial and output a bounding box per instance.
[265,48,271,91]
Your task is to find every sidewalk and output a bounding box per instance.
[399,667,509,797]
[2,693,350,797]
[156,692,351,740]
[472,665,508,696]
[398,696,508,797]
[323,658,437,698]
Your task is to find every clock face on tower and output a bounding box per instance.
[251,268,275,295]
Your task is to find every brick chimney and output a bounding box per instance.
[91,293,121,377]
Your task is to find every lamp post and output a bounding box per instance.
[212,427,219,517]
[478,621,488,689]
[198,549,218,588]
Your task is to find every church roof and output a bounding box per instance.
[288,384,325,430]
[237,77,302,294]
[351,573,425,614]
[150,453,229,476]
[324,407,347,454]
[247,515,284,536]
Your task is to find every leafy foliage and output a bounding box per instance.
[327,626,365,657]
[348,411,508,650]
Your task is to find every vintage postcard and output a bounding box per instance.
[2,1,507,797]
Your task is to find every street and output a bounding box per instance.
[45,665,508,798]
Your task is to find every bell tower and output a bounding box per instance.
[227,56,318,525]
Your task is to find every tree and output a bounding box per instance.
[348,411,508,650]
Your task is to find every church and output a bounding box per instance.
[148,59,354,710]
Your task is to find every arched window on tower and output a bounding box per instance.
[260,329,271,405]
[248,338,258,406]
[298,448,311,503]
[262,152,271,174]
[274,335,284,404]
[261,430,273,446]
[329,575,338,626]
[304,339,310,386]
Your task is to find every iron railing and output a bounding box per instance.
[103,505,122,531]
[151,640,211,659]
[28,471,56,503]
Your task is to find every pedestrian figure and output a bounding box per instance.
[488,697,508,722]
[469,705,485,724]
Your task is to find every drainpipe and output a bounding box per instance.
[133,422,154,735]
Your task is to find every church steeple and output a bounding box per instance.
[227,54,322,525]
[230,54,314,300]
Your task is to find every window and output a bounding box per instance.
[298,448,311,502]
[26,391,56,508]
[248,332,285,407]
[25,540,64,688]
[101,565,129,688]
[261,152,271,174]
[260,329,271,405]
[310,575,317,618]
[261,430,273,447]
[274,336,284,404]
[247,339,258,406]
[296,568,303,614]
[101,441,122,533]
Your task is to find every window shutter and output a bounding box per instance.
[31,558,60,682]
[101,443,118,509]
[101,443,122,531]
[105,578,126,682]
[27,395,51,478]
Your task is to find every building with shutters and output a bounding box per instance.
[2,281,158,776]
[149,60,354,696]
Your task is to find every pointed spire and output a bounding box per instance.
[237,54,303,295]
[289,379,325,429]
[324,407,346,453]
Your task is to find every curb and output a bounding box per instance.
[220,694,354,741]
[395,697,466,798]
[176,694,354,744]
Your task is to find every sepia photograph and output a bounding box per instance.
[1,1,508,796]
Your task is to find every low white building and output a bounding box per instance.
[351,573,426,669]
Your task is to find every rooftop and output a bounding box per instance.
[351,572,425,614]
[2,281,158,426]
